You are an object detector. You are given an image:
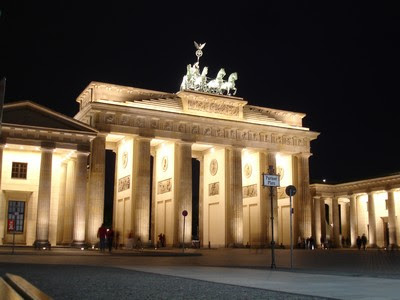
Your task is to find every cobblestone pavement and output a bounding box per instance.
[0,247,399,299]
[0,263,330,300]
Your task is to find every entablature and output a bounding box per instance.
[76,102,318,153]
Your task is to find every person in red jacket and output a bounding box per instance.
[97,223,107,252]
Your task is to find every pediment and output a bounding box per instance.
[2,101,97,133]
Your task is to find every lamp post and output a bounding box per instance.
[285,185,297,269]
[182,210,188,253]
[262,166,280,269]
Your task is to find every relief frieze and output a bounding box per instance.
[216,128,224,137]
[178,123,186,133]
[164,121,173,131]
[105,114,115,124]
[158,178,172,194]
[188,99,239,116]
[243,184,257,198]
[191,125,199,134]
[204,127,212,136]
[121,115,130,125]
[151,119,159,129]
[208,182,219,196]
[135,117,145,128]
[118,175,130,192]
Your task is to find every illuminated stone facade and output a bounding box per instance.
[73,81,319,248]
[310,176,400,249]
[2,83,399,249]
[0,101,96,247]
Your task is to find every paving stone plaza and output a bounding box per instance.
[0,247,399,299]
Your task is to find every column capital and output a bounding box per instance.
[367,191,375,197]
[77,144,91,153]
[295,152,312,159]
[386,187,398,193]
[175,140,193,146]
[136,135,153,142]
[40,141,56,150]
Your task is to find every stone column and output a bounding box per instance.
[56,162,67,244]
[87,135,106,245]
[62,158,76,244]
[320,198,326,244]
[313,197,321,246]
[259,152,268,247]
[0,144,4,245]
[332,196,341,248]
[132,137,151,243]
[349,194,358,247]
[387,189,397,249]
[295,153,312,240]
[266,152,278,245]
[367,192,377,247]
[227,147,243,247]
[34,145,54,248]
[72,151,89,246]
[174,141,192,246]
[198,157,204,248]
[150,151,157,247]
[0,144,4,188]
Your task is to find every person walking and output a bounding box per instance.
[97,223,107,252]
[361,233,367,250]
[356,236,362,250]
[106,227,114,252]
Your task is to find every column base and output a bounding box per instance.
[227,243,244,248]
[389,244,399,250]
[368,243,377,248]
[71,241,89,249]
[33,240,51,250]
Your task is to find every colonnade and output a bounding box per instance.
[313,189,399,249]
[112,137,312,248]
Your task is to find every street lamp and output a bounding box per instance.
[285,185,297,269]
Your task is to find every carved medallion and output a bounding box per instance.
[122,151,128,169]
[209,159,218,176]
[244,163,252,178]
[161,156,168,172]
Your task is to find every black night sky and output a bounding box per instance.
[1,2,400,184]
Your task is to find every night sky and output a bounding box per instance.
[1,2,400,184]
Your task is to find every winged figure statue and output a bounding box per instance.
[194,41,206,50]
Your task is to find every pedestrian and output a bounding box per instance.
[361,233,367,250]
[136,236,142,250]
[106,227,114,252]
[127,231,134,249]
[97,223,107,252]
[161,233,166,247]
[297,236,302,248]
[356,236,362,250]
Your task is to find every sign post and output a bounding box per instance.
[285,185,297,269]
[262,166,280,269]
[182,210,188,253]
